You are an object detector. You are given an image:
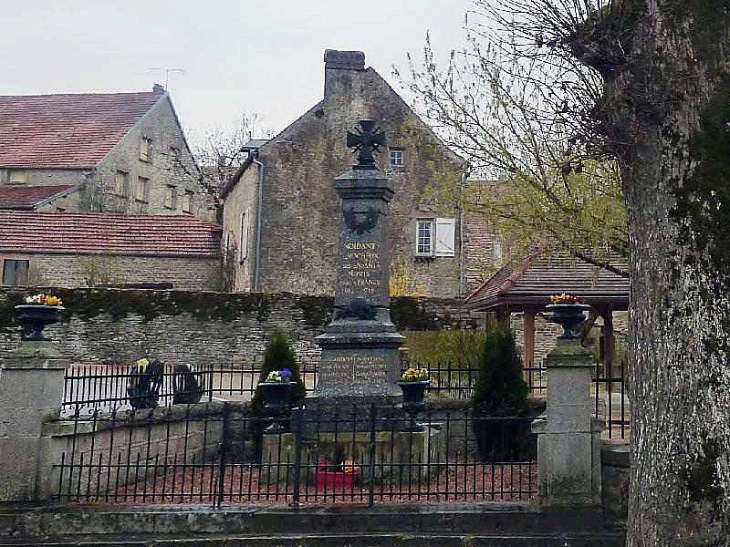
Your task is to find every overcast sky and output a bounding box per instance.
[1,0,473,147]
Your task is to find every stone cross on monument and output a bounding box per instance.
[311,120,404,407]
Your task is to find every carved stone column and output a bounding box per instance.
[312,120,404,406]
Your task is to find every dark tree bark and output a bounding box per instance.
[593,1,730,544]
[412,0,730,540]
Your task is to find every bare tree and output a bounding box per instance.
[175,113,272,221]
[407,1,730,544]
[401,25,628,275]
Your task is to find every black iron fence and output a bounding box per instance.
[52,402,537,506]
[62,361,484,413]
[61,360,629,441]
[593,361,628,440]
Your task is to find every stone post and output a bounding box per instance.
[0,340,69,501]
[532,337,602,505]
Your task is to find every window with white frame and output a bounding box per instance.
[239,210,249,262]
[416,219,434,256]
[2,259,29,286]
[389,148,404,167]
[415,218,456,257]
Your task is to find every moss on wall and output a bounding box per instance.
[0,288,279,325]
[0,289,472,331]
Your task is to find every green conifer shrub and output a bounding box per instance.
[471,326,532,460]
[250,329,306,456]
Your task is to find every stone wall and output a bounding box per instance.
[0,253,221,291]
[0,288,479,368]
[601,443,630,522]
[222,159,260,292]
[39,403,226,499]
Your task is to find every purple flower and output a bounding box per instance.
[280,368,292,378]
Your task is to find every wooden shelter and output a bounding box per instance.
[466,253,630,375]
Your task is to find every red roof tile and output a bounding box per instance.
[0,91,164,168]
[0,211,221,258]
[466,252,629,310]
[0,185,76,210]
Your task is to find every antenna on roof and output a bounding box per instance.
[148,68,185,91]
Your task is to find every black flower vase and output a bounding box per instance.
[397,380,429,432]
[545,303,591,340]
[14,304,64,341]
[259,382,293,434]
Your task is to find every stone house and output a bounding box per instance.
[0,86,213,221]
[0,211,221,290]
[220,49,499,298]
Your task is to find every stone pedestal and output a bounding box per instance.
[532,339,602,506]
[0,340,69,501]
[261,427,442,485]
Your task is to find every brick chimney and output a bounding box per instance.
[324,49,365,101]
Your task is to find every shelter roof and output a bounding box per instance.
[466,252,629,311]
[0,211,221,258]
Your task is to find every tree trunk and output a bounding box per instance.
[600,1,730,544]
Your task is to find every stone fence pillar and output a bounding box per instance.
[0,340,69,501]
[532,338,602,505]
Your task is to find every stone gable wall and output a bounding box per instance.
[91,96,215,221]
[224,59,498,299]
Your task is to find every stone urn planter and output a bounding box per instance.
[545,303,591,340]
[14,304,64,341]
[397,380,429,432]
[259,381,294,434]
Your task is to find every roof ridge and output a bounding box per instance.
[0,90,164,99]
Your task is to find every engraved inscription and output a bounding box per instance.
[320,354,388,386]
[340,240,382,297]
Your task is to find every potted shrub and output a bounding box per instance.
[14,293,65,341]
[258,368,295,434]
[471,326,531,461]
[315,445,360,490]
[397,367,430,431]
[251,330,306,439]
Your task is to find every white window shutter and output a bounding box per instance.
[434,218,456,257]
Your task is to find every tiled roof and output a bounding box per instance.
[0,91,164,168]
[0,211,221,258]
[0,185,76,210]
[466,252,629,310]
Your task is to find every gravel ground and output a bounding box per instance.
[75,461,538,506]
